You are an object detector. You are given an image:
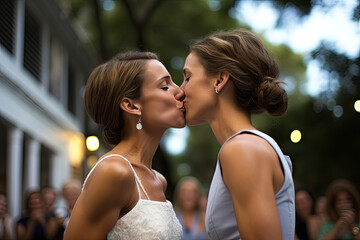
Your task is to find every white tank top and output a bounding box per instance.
[83,154,183,240]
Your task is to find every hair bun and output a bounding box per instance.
[254,77,288,116]
[102,126,121,146]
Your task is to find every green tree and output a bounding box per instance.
[61,0,308,196]
[260,1,360,196]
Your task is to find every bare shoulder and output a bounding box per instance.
[83,155,136,205]
[153,170,167,192]
[220,133,272,164]
[85,155,135,189]
[219,133,277,182]
[65,155,137,239]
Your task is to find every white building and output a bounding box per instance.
[0,0,98,219]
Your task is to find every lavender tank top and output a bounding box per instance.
[205,130,295,240]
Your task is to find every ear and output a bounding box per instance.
[120,97,141,116]
[214,71,230,93]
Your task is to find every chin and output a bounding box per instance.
[185,114,204,126]
[175,120,186,128]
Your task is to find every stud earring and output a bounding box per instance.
[215,88,219,94]
[136,116,142,130]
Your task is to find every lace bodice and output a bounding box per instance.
[83,154,182,240]
[108,200,182,240]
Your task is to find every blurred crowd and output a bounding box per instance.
[1,177,360,240]
[295,179,360,240]
[0,179,81,240]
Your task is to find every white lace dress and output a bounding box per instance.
[83,154,182,240]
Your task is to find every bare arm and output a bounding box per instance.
[220,135,283,240]
[64,158,136,240]
[318,209,358,240]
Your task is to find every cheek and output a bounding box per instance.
[143,95,181,121]
[185,85,214,120]
[150,97,175,112]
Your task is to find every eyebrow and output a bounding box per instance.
[158,75,171,82]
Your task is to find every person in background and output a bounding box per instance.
[41,186,64,240]
[295,188,315,240]
[308,196,327,240]
[180,29,295,240]
[0,193,13,240]
[174,176,209,240]
[41,186,57,218]
[16,191,58,240]
[317,179,360,240]
[55,179,82,231]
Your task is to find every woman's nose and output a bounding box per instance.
[174,85,185,101]
[180,80,186,91]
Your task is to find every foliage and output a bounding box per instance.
[61,0,331,195]
[262,1,360,196]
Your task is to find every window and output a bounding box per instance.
[0,0,16,54]
[49,35,62,100]
[24,5,42,80]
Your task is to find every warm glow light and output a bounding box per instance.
[63,132,85,167]
[290,130,302,143]
[86,136,99,151]
[87,155,98,168]
[355,100,360,112]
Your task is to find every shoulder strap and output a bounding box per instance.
[83,154,150,200]
[218,130,292,172]
[111,154,150,200]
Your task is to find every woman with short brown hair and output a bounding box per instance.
[65,51,185,240]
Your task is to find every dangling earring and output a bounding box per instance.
[136,116,142,130]
[215,88,219,94]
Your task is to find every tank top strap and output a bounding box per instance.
[218,129,292,172]
[110,154,150,200]
[83,154,150,200]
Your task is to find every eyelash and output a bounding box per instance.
[161,87,169,90]
[185,76,190,82]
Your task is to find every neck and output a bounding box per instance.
[209,96,255,145]
[111,128,165,169]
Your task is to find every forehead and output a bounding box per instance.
[180,180,198,190]
[184,52,204,73]
[142,59,169,84]
[336,191,351,200]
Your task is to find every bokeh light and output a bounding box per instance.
[355,100,360,112]
[290,130,302,143]
[86,136,99,151]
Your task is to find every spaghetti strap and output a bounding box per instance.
[83,154,150,200]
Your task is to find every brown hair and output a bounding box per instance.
[190,29,287,116]
[84,51,158,145]
[325,179,360,222]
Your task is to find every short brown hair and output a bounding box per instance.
[190,29,287,116]
[84,51,158,145]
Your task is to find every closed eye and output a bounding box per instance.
[161,87,169,90]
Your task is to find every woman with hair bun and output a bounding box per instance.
[180,29,295,240]
[64,51,185,239]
